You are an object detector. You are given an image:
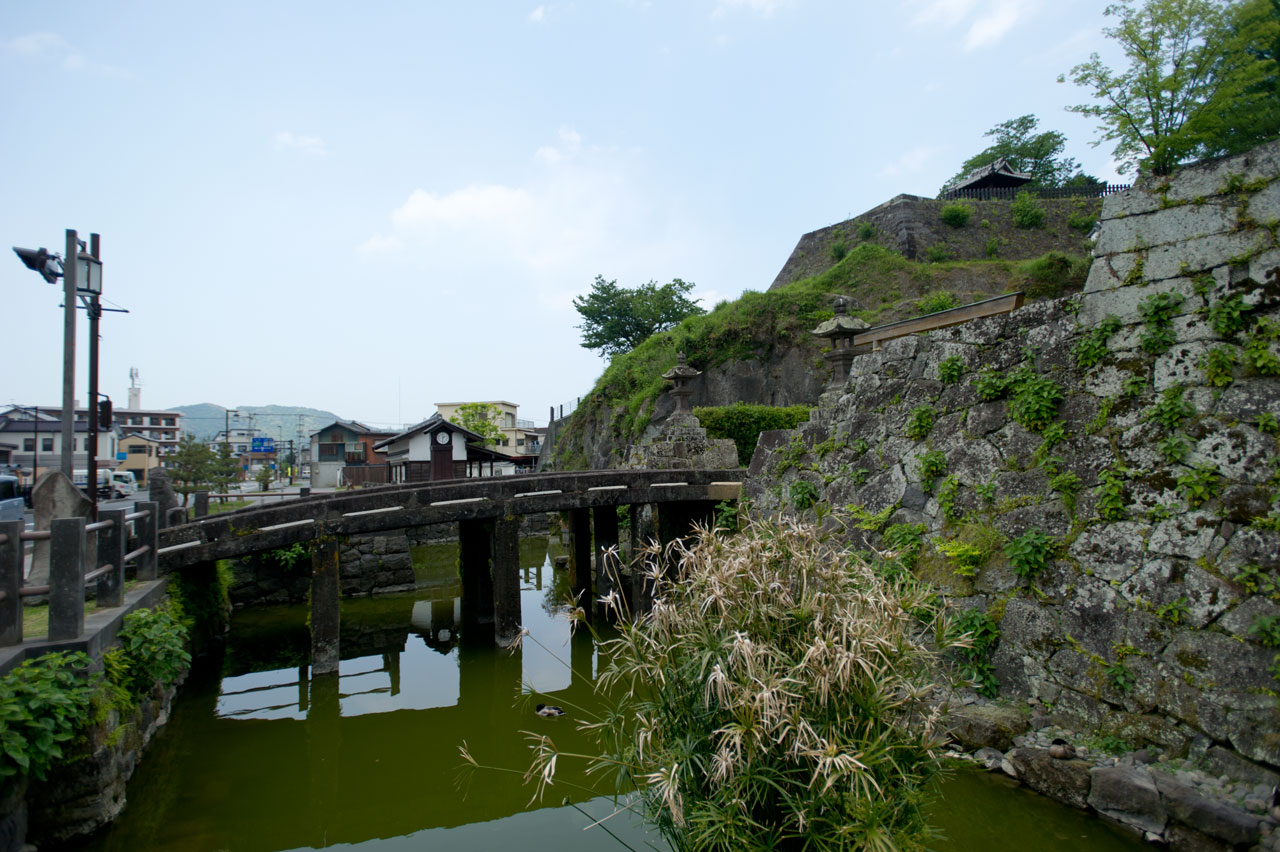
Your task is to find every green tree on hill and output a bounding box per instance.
[939,114,1093,194]
[573,275,705,358]
[1061,0,1280,175]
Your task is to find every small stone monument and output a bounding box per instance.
[29,471,93,592]
[810,295,869,389]
[625,352,738,470]
[148,467,179,526]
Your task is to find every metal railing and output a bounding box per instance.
[0,501,159,647]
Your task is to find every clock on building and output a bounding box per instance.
[435,431,450,445]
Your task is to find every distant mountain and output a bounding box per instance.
[168,403,343,444]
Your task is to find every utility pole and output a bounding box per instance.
[60,230,77,478]
[85,233,101,517]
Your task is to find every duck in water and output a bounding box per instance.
[535,703,566,718]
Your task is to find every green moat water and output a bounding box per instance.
[77,540,1146,852]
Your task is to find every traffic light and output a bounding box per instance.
[12,247,64,284]
[98,397,112,429]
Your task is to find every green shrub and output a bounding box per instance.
[1018,252,1089,298]
[1067,211,1096,232]
[114,604,192,696]
[518,519,956,852]
[1138,291,1185,355]
[0,652,98,783]
[985,237,1001,257]
[694,404,812,467]
[1008,371,1064,433]
[974,369,1009,400]
[1004,529,1056,580]
[916,290,958,315]
[1176,463,1220,509]
[948,608,1000,697]
[938,356,964,384]
[830,240,849,262]
[1011,191,1045,229]
[940,203,973,228]
[1144,385,1195,431]
[1095,467,1128,521]
[906,405,935,441]
[1202,346,1239,387]
[1157,433,1191,463]
[1208,293,1247,339]
[924,244,953,263]
[857,221,875,240]
[918,450,947,487]
[1074,315,1123,369]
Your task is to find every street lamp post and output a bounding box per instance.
[78,235,104,516]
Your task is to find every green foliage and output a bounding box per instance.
[0,652,97,783]
[1095,467,1129,521]
[1145,385,1196,431]
[1234,563,1280,601]
[882,522,928,570]
[937,475,963,523]
[917,450,947,489]
[1156,597,1191,625]
[1202,345,1239,387]
[573,275,706,357]
[847,502,898,533]
[1008,371,1065,433]
[974,369,1009,400]
[1138,291,1185,354]
[916,290,959,314]
[1010,191,1046,229]
[1123,374,1148,398]
[940,203,973,228]
[1067,211,1097,232]
[1249,615,1280,647]
[1157,432,1192,463]
[169,560,233,651]
[1176,463,1221,508]
[694,403,812,467]
[789,480,820,511]
[976,478,997,504]
[938,355,964,384]
[113,604,191,697]
[906,405,935,441]
[830,240,849,262]
[268,542,309,570]
[924,243,953,263]
[166,434,215,501]
[1209,293,1248,339]
[561,520,954,852]
[1004,529,1056,580]
[1061,0,1280,174]
[453,402,506,447]
[857,221,876,240]
[939,114,1089,194]
[937,538,987,577]
[1245,318,1280,375]
[1105,660,1136,694]
[948,608,1001,697]
[985,237,1001,257]
[714,500,739,532]
[253,464,275,492]
[852,438,870,455]
[1257,411,1279,435]
[1017,252,1091,298]
[1074,315,1123,369]
[1049,470,1082,514]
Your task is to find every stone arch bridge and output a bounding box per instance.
[157,469,744,670]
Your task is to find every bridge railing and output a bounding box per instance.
[0,502,160,648]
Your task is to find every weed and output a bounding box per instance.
[937,475,963,523]
[852,438,870,455]
[985,237,1000,257]
[1138,291,1185,355]
[1096,467,1128,521]
[1074,315,1123,369]
[925,244,953,263]
[1208,293,1248,339]
[882,522,928,569]
[790,480,820,511]
[1049,471,1082,515]
[940,203,973,228]
[917,290,959,314]
[1004,529,1056,580]
[846,502,897,533]
[857,221,876,240]
[830,240,849,262]
[1009,371,1065,433]
[1145,385,1195,431]
[1257,412,1279,435]
[1085,398,1115,435]
[1202,346,1239,387]
[1249,615,1280,647]
[976,478,997,504]
[906,406,935,441]
[1245,319,1280,375]
[1155,597,1190,625]
[1105,660,1136,693]
[918,450,947,490]
[1176,463,1220,509]
[1157,433,1191,463]
[975,369,1009,401]
[1234,564,1280,601]
[1123,374,1148,398]
[1067,211,1096,232]
[1011,191,1045,229]
[938,355,964,384]
[948,608,1001,698]
[1123,255,1146,287]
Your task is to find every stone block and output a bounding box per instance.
[1088,764,1167,834]
[1094,202,1237,257]
[1146,230,1273,282]
[1068,522,1147,584]
[1202,745,1280,788]
[1006,747,1092,809]
[1226,706,1280,767]
[1154,771,1262,849]
[1163,141,1280,205]
[945,704,1028,752]
[1085,251,1143,293]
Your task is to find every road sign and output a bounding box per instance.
[251,437,275,453]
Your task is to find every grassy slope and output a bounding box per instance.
[554,244,1088,469]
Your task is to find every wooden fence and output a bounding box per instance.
[0,502,159,647]
[940,184,1130,201]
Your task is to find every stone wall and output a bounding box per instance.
[746,143,1280,778]
[769,193,1101,290]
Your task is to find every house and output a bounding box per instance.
[308,420,396,488]
[942,157,1033,198]
[433,401,543,468]
[372,414,509,484]
[118,433,166,485]
[40,392,183,461]
[209,427,277,480]
[0,408,119,482]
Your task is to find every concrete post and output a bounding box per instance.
[491,515,522,646]
[167,507,187,527]
[593,505,619,619]
[310,524,341,674]
[459,519,495,635]
[300,487,311,499]
[95,508,127,608]
[0,520,22,646]
[628,504,648,614]
[134,500,159,580]
[194,491,209,518]
[49,517,86,640]
[568,507,592,620]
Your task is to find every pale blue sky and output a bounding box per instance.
[3,0,1124,428]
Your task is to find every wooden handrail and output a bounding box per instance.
[854,291,1025,350]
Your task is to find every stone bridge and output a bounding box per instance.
[157,469,745,668]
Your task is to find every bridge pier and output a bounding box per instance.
[459,519,495,640]
[491,515,522,646]
[568,508,592,619]
[310,531,341,674]
[592,506,619,619]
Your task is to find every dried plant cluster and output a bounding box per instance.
[534,518,955,852]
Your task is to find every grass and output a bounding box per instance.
[20,579,143,638]
[207,499,252,515]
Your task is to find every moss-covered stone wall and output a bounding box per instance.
[746,141,1280,775]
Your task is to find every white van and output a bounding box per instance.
[109,470,137,498]
[0,475,23,523]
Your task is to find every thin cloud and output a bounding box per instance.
[5,31,132,77]
[527,5,546,23]
[964,0,1029,49]
[274,131,329,156]
[908,0,1034,49]
[534,126,582,165]
[712,0,792,19]
[878,145,942,178]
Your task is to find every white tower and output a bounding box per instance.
[127,367,142,410]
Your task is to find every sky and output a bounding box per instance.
[2,0,1128,430]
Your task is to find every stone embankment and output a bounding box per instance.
[746,141,1280,849]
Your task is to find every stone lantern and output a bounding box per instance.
[811,295,868,388]
[662,352,700,414]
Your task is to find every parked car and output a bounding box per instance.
[0,475,23,523]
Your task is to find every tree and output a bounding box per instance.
[1061,0,1280,176]
[254,464,275,492]
[573,276,705,358]
[939,115,1092,194]
[208,443,242,502]
[166,435,213,506]
[453,403,504,447]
